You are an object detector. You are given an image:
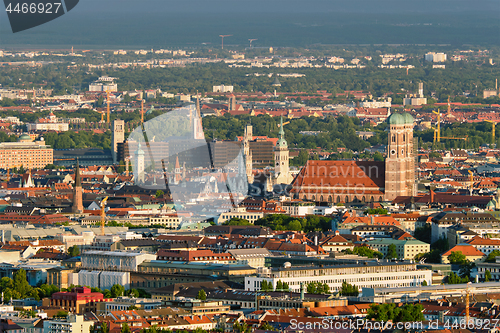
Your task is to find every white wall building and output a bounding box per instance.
[80,251,156,271]
[212,85,234,93]
[89,82,118,92]
[425,52,447,62]
[245,261,432,293]
[217,207,264,225]
[43,314,93,333]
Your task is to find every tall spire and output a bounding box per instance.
[279,116,285,139]
[75,158,81,187]
[73,158,83,214]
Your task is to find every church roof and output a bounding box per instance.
[292,160,386,193]
[387,113,404,125]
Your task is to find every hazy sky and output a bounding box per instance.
[0,0,498,48]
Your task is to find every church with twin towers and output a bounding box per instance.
[110,101,416,203]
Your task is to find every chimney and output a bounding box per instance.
[314,235,318,246]
[430,190,435,203]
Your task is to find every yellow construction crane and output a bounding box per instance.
[100,196,108,236]
[278,120,290,127]
[106,91,111,123]
[432,111,441,142]
[468,170,474,195]
[486,120,496,144]
[141,99,145,124]
[466,282,473,324]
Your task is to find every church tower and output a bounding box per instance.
[135,142,145,184]
[385,113,415,201]
[174,156,182,184]
[274,117,292,184]
[72,159,83,214]
[243,124,254,183]
[111,119,125,164]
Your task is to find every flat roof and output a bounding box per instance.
[366,281,500,294]
[271,259,417,272]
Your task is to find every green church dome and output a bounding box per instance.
[402,112,414,124]
[387,113,404,125]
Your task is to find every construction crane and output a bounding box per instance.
[219,35,232,49]
[141,99,145,124]
[278,120,290,127]
[248,39,257,48]
[447,96,452,116]
[106,91,111,123]
[100,196,108,236]
[465,282,473,324]
[468,170,474,195]
[486,120,496,144]
[432,111,441,142]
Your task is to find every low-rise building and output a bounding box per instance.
[367,238,430,260]
[245,261,432,293]
[441,244,485,263]
[42,287,108,314]
[43,314,93,333]
[216,207,264,225]
[228,248,271,268]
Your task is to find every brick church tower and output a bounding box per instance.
[72,159,83,214]
[384,113,416,201]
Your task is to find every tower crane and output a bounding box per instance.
[486,120,496,145]
[106,91,111,123]
[468,170,474,195]
[465,282,473,325]
[248,39,257,48]
[219,35,232,49]
[432,111,441,142]
[141,99,145,124]
[432,111,467,144]
[100,196,108,236]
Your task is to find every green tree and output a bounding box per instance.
[121,323,130,333]
[100,322,109,333]
[486,250,500,262]
[447,272,469,284]
[223,217,253,226]
[54,311,68,318]
[67,245,80,257]
[339,281,359,296]
[197,289,207,301]
[373,152,384,161]
[367,303,424,322]
[276,280,283,291]
[13,269,31,298]
[155,190,164,198]
[364,208,388,215]
[128,289,140,297]
[448,251,467,265]
[306,281,330,294]
[386,244,398,259]
[0,277,13,291]
[258,322,276,331]
[111,284,125,298]
[421,280,428,286]
[260,280,273,292]
[485,269,492,282]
